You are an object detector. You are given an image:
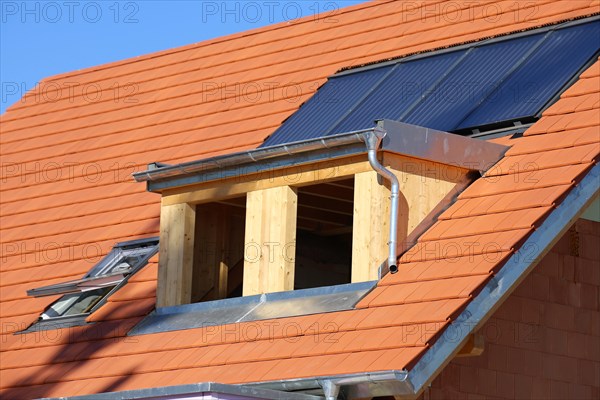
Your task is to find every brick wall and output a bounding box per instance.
[424,218,600,400]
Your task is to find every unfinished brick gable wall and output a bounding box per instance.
[423,218,600,400]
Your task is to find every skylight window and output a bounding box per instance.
[25,238,158,330]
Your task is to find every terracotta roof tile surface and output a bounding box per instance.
[1,0,599,397]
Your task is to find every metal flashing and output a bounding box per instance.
[129,281,377,336]
[378,120,508,172]
[27,272,128,298]
[147,141,367,192]
[467,123,532,140]
[114,236,159,249]
[16,315,89,334]
[43,382,323,400]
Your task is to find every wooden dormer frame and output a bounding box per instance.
[134,120,508,308]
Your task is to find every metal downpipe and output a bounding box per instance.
[365,127,400,274]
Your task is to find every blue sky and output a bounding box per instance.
[0,0,364,113]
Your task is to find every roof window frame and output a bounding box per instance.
[19,237,159,333]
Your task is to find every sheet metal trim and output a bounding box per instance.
[133,129,372,184]
[379,120,508,172]
[129,281,377,336]
[42,382,323,400]
[27,272,128,298]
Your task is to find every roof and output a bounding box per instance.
[1,0,599,398]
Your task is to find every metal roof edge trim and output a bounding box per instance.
[146,140,368,192]
[42,382,323,400]
[406,162,600,397]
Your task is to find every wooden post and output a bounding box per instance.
[383,154,464,234]
[157,202,196,307]
[243,186,298,296]
[351,170,391,282]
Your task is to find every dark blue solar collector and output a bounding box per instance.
[262,18,600,147]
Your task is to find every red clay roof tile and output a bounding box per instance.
[440,185,572,220]
[365,346,428,371]
[361,275,490,308]
[421,207,552,242]
[505,126,599,156]
[462,163,593,199]
[380,252,512,286]
[563,74,600,98]
[401,229,532,263]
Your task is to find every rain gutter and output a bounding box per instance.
[132,121,508,192]
[133,128,376,192]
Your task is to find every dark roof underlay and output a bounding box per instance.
[263,17,599,146]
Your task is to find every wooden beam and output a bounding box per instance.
[300,182,354,203]
[456,333,485,357]
[243,186,298,296]
[161,156,370,206]
[351,170,392,282]
[157,202,196,307]
[297,205,353,226]
[297,192,354,215]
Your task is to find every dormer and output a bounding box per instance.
[134,120,506,309]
